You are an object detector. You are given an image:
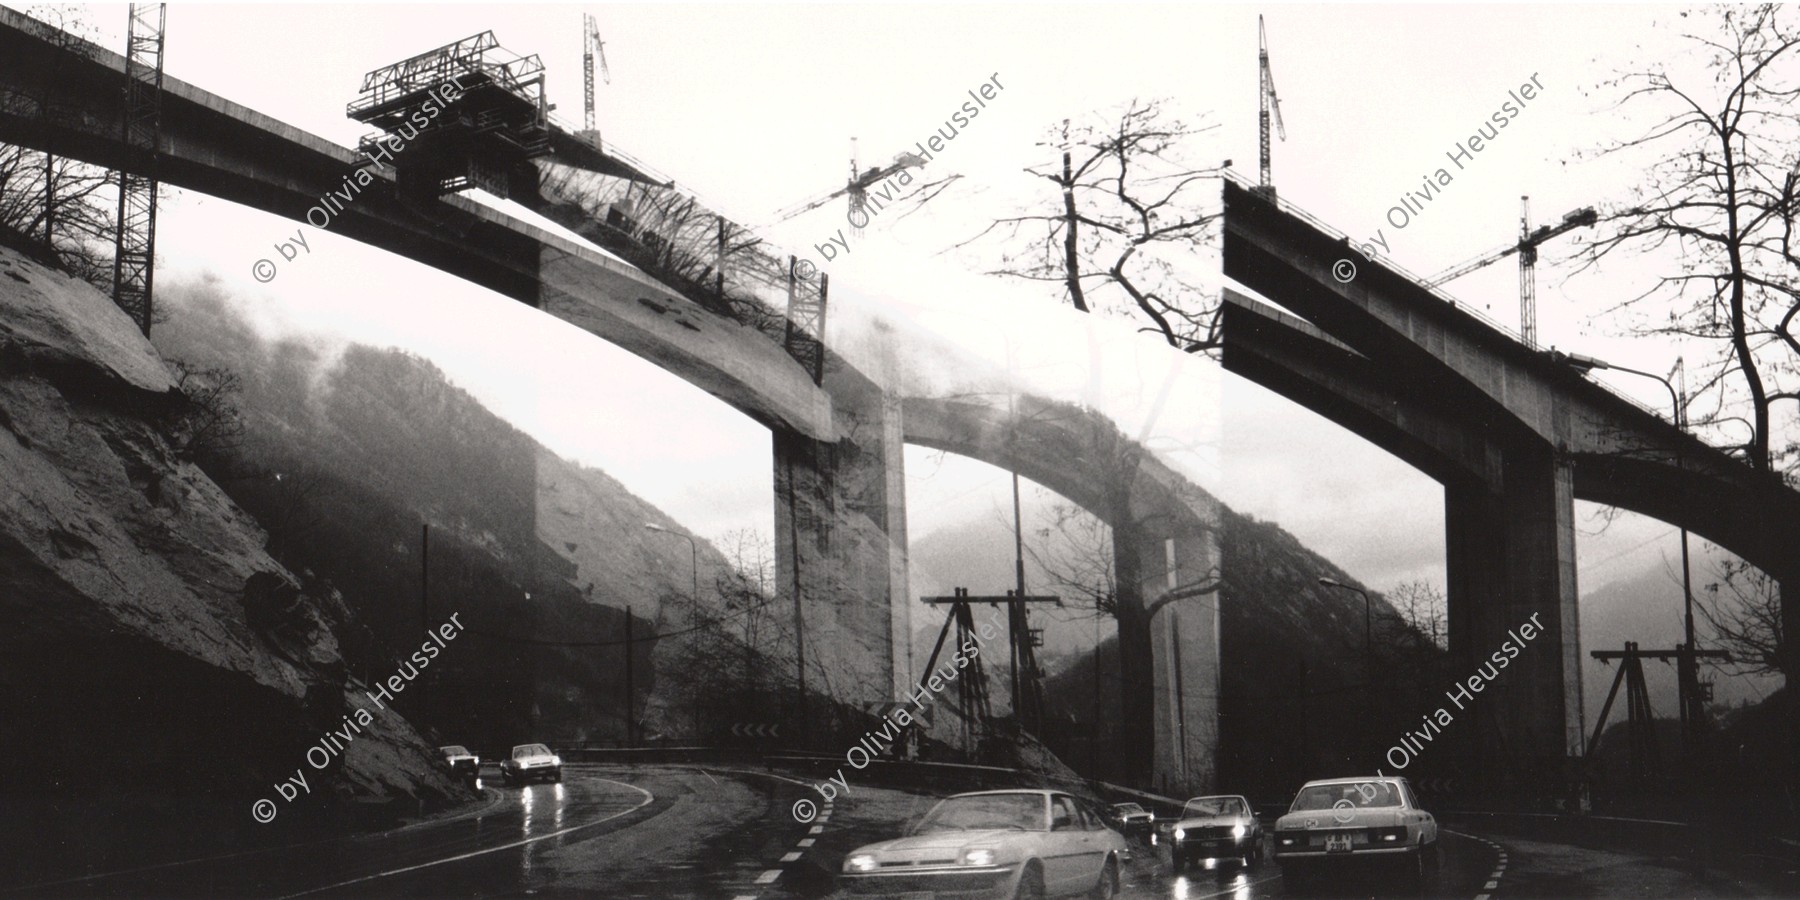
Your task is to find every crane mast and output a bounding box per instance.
[1257,15,1286,194]
[582,13,609,138]
[1425,196,1597,344]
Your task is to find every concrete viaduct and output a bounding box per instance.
[1220,178,1800,777]
[0,9,1221,793]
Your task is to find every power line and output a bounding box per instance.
[461,596,779,647]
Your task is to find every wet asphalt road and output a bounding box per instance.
[7,765,1793,898]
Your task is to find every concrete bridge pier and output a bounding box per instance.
[772,381,909,745]
[1143,524,1222,796]
[1444,446,1584,788]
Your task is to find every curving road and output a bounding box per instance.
[11,766,1792,898]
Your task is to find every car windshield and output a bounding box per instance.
[441,745,468,756]
[513,744,551,758]
[1182,797,1245,818]
[915,794,1045,833]
[1290,782,1400,812]
[1114,803,1144,814]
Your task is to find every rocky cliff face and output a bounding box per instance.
[0,245,464,874]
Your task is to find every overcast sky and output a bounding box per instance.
[48,3,1755,663]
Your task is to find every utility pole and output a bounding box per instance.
[624,605,635,747]
[420,522,429,714]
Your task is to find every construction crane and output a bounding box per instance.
[1257,15,1287,194]
[771,138,926,236]
[112,3,166,337]
[582,13,610,138]
[1425,196,1597,345]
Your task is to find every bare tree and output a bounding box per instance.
[1581,5,1800,475]
[164,360,247,466]
[935,99,1226,353]
[1022,500,1117,620]
[0,7,114,280]
[1698,557,1786,678]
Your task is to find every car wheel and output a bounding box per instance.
[1089,856,1119,899]
[1013,861,1044,899]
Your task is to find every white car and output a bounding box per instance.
[1271,777,1438,884]
[499,743,562,785]
[839,789,1127,899]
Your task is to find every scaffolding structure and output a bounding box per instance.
[111,3,165,336]
[347,31,551,199]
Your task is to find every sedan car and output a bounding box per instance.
[499,743,562,786]
[1165,794,1261,871]
[1106,802,1155,837]
[839,788,1127,899]
[1271,777,1437,884]
[437,744,480,778]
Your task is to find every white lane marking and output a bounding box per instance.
[1485,881,1499,889]
[809,826,823,835]
[277,779,654,898]
[781,851,802,862]
[7,787,514,892]
[755,870,781,884]
[732,895,757,900]
[798,839,815,847]
[1475,895,1491,900]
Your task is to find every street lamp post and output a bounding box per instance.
[1319,577,1373,680]
[1552,350,1701,751]
[644,523,699,624]
[1319,576,1375,763]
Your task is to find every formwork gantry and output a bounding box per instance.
[348,31,551,199]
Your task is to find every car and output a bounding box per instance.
[1106,802,1155,837]
[437,744,480,778]
[499,743,562,786]
[1165,794,1262,871]
[1270,777,1438,884]
[839,788,1127,899]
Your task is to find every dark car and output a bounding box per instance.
[437,745,480,778]
[499,743,562,786]
[1166,794,1262,872]
[1107,802,1155,837]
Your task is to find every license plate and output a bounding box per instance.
[1325,835,1353,853]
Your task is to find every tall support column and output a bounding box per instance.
[1146,524,1222,796]
[771,388,907,745]
[1443,446,1583,795]
[1115,488,1221,794]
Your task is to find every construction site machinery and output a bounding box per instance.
[347,31,551,200]
[1426,197,1597,345]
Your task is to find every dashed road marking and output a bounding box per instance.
[1445,829,1510,900]
[754,870,781,884]
[798,838,815,847]
[809,826,823,834]
[780,852,802,862]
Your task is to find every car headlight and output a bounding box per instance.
[1147,812,1155,821]
[1173,827,1185,841]
[846,853,878,873]
[551,756,562,766]
[1232,824,1246,838]
[962,848,996,866]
